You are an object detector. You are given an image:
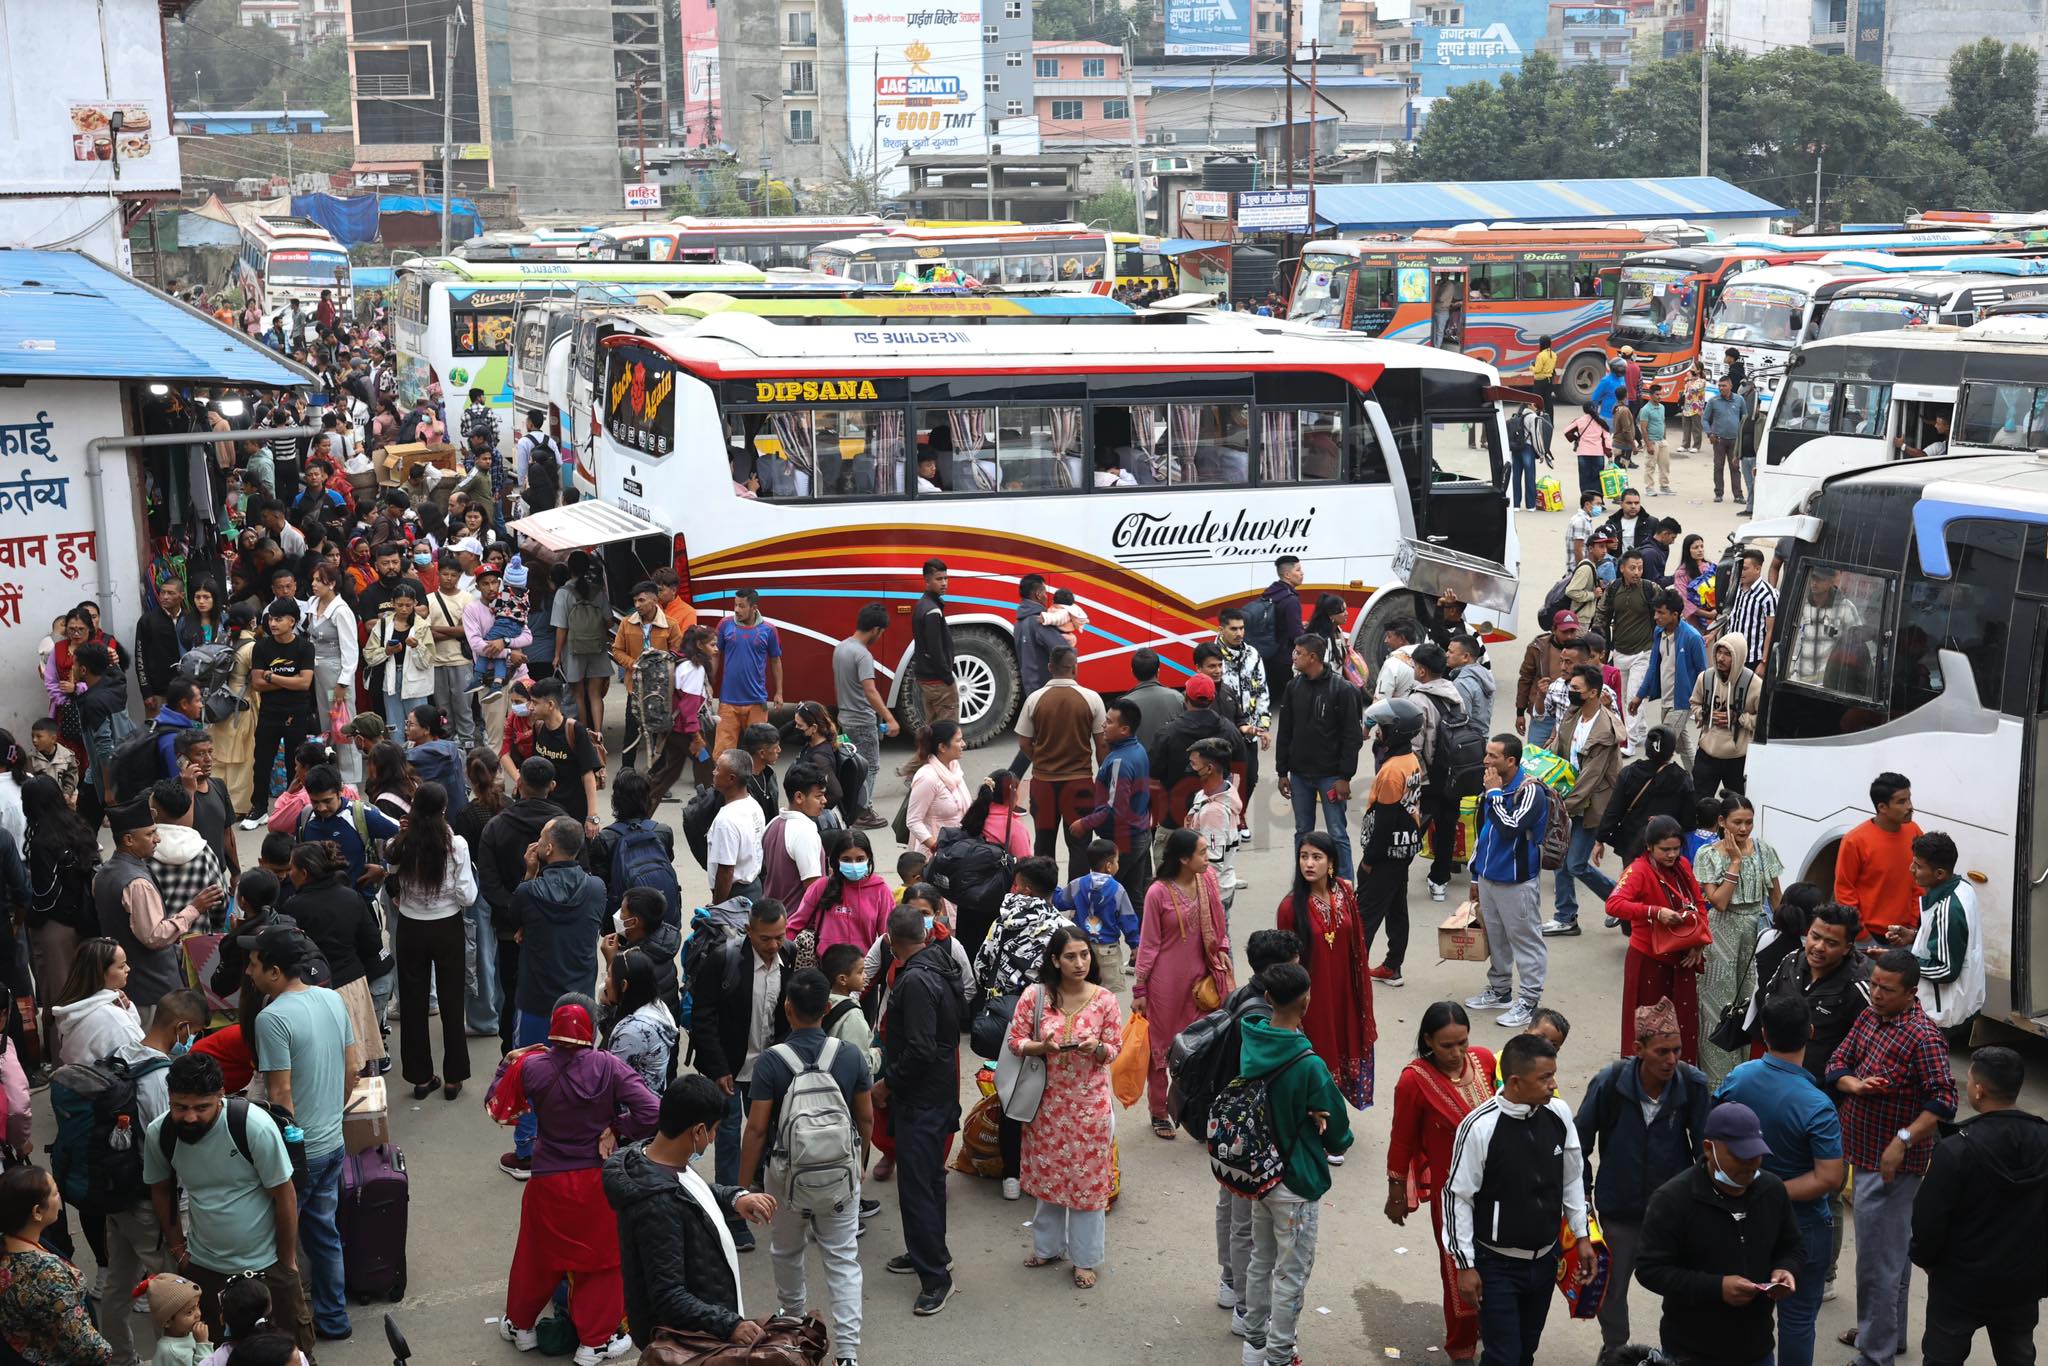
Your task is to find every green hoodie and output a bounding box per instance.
[1238,1016,1355,1201]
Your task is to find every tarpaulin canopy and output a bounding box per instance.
[290,193,381,246]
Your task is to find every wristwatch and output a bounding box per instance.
[1894,1127,1914,1145]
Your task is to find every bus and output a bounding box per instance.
[550,297,1519,743]
[1750,314,2048,519]
[1807,270,2048,343]
[451,228,603,262]
[1739,455,2048,1034]
[391,258,788,448]
[1286,226,1666,405]
[584,216,891,269]
[804,226,1175,292]
[230,211,351,317]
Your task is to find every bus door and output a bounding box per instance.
[1373,365,1511,567]
[1892,382,1958,461]
[2024,600,2048,1019]
[1426,265,1468,350]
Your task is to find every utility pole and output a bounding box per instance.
[1125,25,1144,235]
[1283,2,1295,189]
[1813,147,1824,230]
[437,8,461,256]
[282,87,293,185]
[634,73,649,221]
[1697,43,1708,176]
[1206,65,1217,146]
[1306,41,1318,233]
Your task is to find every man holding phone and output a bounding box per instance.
[1635,1101,1805,1366]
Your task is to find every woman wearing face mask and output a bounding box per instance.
[498,679,538,782]
[388,781,478,1100]
[788,828,894,959]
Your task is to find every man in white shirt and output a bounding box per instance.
[1375,617,1422,702]
[758,765,829,906]
[706,749,768,902]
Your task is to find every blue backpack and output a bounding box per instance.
[610,819,681,921]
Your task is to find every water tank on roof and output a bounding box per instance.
[1231,246,1279,303]
[1202,157,1261,193]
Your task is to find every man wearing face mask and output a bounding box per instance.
[1634,1101,1805,1366]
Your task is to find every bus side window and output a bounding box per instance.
[1897,519,2028,714]
[1957,381,2038,446]
[1781,561,1892,705]
[1835,383,1888,438]
[1778,379,1833,433]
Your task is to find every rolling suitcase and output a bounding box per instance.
[337,1142,409,1302]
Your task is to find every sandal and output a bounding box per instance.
[1837,1329,1859,1348]
[1073,1268,1098,1290]
[1024,1255,1064,1269]
[1150,1117,1176,1139]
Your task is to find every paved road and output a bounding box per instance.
[60,431,2047,1365]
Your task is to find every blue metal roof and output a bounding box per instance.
[0,250,311,386]
[1147,74,1407,90]
[1310,177,1789,231]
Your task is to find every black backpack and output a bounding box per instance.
[155,1095,309,1191]
[925,826,1014,924]
[107,720,168,804]
[1240,595,1279,658]
[1166,995,1270,1138]
[681,784,722,870]
[1536,563,1588,632]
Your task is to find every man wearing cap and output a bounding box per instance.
[95,801,225,1024]
[1516,610,1581,749]
[425,554,479,750]
[1575,997,1713,1350]
[249,925,357,1343]
[1635,1100,1805,1366]
[241,598,318,830]
[339,709,384,785]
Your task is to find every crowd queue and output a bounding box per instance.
[0,293,2031,1366]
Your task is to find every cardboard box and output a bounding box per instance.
[375,440,457,487]
[1439,900,1489,963]
[343,1075,390,1154]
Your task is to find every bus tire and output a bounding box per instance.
[1350,590,1434,677]
[897,626,1019,750]
[1560,352,1606,408]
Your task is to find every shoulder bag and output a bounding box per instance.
[637,1312,830,1365]
[994,988,1047,1122]
[1645,865,1713,963]
[1190,872,1237,1012]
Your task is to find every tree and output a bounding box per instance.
[1082,186,1136,231]
[1404,55,1621,182]
[1933,39,2040,176]
[167,0,292,109]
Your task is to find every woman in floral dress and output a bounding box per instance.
[1134,829,1234,1137]
[1692,795,1783,1084]
[0,1165,110,1364]
[1274,830,1377,1112]
[1007,924,1124,1289]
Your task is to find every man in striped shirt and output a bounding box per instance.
[1721,548,1776,670]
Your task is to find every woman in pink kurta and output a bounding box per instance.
[1007,924,1123,1288]
[1133,828,1234,1137]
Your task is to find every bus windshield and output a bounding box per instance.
[1612,266,1699,343]
[268,251,350,286]
[1292,254,1354,327]
[1812,296,1937,340]
[1708,284,1805,346]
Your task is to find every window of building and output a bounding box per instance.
[1574,39,1592,53]
[986,73,1001,91]
[985,24,999,42]
[1006,49,1024,66]
[1603,40,1623,53]
[1103,98,1129,120]
[1256,11,1270,29]
[788,107,814,141]
[1007,99,1025,116]
[1083,57,1106,76]
[784,11,815,43]
[1006,0,1023,14]
[1035,57,1059,77]
[787,60,814,93]
[1051,99,1084,120]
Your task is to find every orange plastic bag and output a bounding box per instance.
[1112,1014,1149,1108]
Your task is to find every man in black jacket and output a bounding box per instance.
[1150,671,1244,838]
[1273,634,1364,882]
[74,641,129,830]
[688,897,794,1251]
[1014,574,1068,698]
[478,758,567,1050]
[1635,1101,1804,1366]
[603,1075,776,1350]
[134,578,185,714]
[1910,1045,2048,1366]
[875,903,963,1316]
[910,558,956,723]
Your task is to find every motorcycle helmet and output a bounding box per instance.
[1363,695,1425,742]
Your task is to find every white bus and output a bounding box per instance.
[230,211,351,318]
[585,216,890,268]
[1702,263,1885,393]
[538,296,1521,742]
[1751,315,2048,519]
[1741,455,2048,1033]
[1806,270,2048,344]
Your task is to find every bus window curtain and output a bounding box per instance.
[949,408,995,491]
[1049,406,1082,487]
[871,409,905,493]
[1132,406,1164,484]
[1260,410,1296,482]
[768,411,815,496]
[1169,404,1203,484]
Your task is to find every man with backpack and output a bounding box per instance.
[737,967,873,1366]
[144,1051,315,1354]
[1411,643,1480,906]
[1542,665,1624,939]
[1217,961,1353,1366]
[1249,556,1305,685]
[588,769,681,918]
[690,897,796,1253]
[515,410,562,512]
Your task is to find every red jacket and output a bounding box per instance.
[1606,855,1708,961]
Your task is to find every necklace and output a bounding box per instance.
[1310,886,1343,948]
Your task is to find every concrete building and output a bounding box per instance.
[987,0,1035,144]
[239,0,347,44]
[1034,41,1147,150]
[174,109,333,135]
[1813,0,2048,119]
[1538,3,1636,79]
[899,153,1086,221]
[1716,0,1808,53]
[715,0,852,187]
[1135,60,1409,156]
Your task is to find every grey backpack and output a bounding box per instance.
[765,1038,861,1216]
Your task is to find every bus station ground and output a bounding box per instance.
[55,428,2048,1365]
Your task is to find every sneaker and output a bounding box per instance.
[1231,1310,1251,1338]
[1001,1177,1020,1201]
[1236,826,1252,844]
[913,1283,957,1316]
[498,1152,532,1180]
[1604,915,1622,929]
[498,1319,539,1352]
[1368,963,1403,987]
[887,1253,953,1275]
[237,813,267,831]
[1123,958,1136,976]
[734,1228,756,1253]
[316,1324,354,1342]
[90,1267,109,1300]
[1216,1278,1237,1309]
[1498,1002,1537,1030]
[1821,1280,1838,1303]
[572,1333,635,1365]
[1660,486,1674,496]
[859,1198,883,1219]
[1463,990,1512,1012]
[1240,1340,1268,1366]
[1427,880,1448,902]
[1539,918,1582,937]
[1326,1152,1345,1165]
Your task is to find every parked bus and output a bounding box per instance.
[230,211,351,318]
[537,297,1519,742]
[804,225,1176,293]
[585,215,891,268]
[450,228,604,262]
[1287,226,1665,405]
[1740,454,2048,1033]
[1749,314,2048,519]
[1808,270,2048,343]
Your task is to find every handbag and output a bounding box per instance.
[638,1312,830,1366]
[994,989,1047,1122]
[1188,872,1235,1012]
[969,991,1018,1062]
[1644,869,1713,962]
[1707,998,1751,1054]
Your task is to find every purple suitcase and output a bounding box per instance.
[337,1143,408,1302]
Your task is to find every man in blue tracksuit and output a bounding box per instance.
[1630,591,1708,766]
[1464,734,1551,1031]
[1590,357,1627,423]
[1069,699,1154,907]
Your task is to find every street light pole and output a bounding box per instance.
[437,9,462,256]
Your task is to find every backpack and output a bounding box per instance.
[1167,995,1269,1138]
[565,592,610,657]
[1206,1050,1311,1200]
[47,1053,171,1215]
[1536,562,1589,632]
[154,1095,309,1191]
[524,442,561,511]
[764,1038,862,1216]
[86,708,139,790]
[610,819,681,922]
[830,740,868,821]
[1507,406,1536,459]
[925,826,1015,924]
[177,641,242,722]
[629,648,676,752]
[1444,685,1490,780]
[1419,692,1461,791]
[680,784,722,869]
[1540,787,1572,872]
[107,719,168,804]
[679,900,747,1034]
[1240,594,1279,658]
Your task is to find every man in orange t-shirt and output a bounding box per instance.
[1834,770,1923,948]
[653,566,698,638]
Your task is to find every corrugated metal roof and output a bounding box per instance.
[1311,177,1789,230]
[0,250,311,386]
[1147,74,1408,90]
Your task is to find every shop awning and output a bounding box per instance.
[508,499,670,553]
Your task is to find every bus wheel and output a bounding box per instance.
[896,627,1019,749]
[1560,352,1606,408]
[1350,591,1434,677]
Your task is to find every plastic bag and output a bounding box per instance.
[949,1093,1005,1179]
[1112,1014,1149,1108]
[328,698,352,746]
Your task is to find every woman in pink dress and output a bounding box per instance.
[1007,924,1123,1288]
[1133,827,1234,1138]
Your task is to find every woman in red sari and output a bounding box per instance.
[1385,1000,1495,1365]
[1274,830,1376,1112]
[1605,812,1709,1062]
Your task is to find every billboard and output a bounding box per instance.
[678,0,721,146]
[0,0,182,196]
[847,4,988,194]
[1165,0,1252,55]
[1413,0,1547,97]
[1237,189,1311,231]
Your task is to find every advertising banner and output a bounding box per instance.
[1165,0,1252,55]
[2,0,182,195]
[847,4,988,194]
[1237,189,1311,232]
[678,0,722,146]
[1414,0,1547,97]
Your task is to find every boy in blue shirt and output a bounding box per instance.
[1053,837,1139,974]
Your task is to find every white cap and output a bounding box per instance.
[450,536,485,557]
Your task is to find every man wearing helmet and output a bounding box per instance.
[1358,697,1426,988]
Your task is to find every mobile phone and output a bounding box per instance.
[1058,1041,1081,1051]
